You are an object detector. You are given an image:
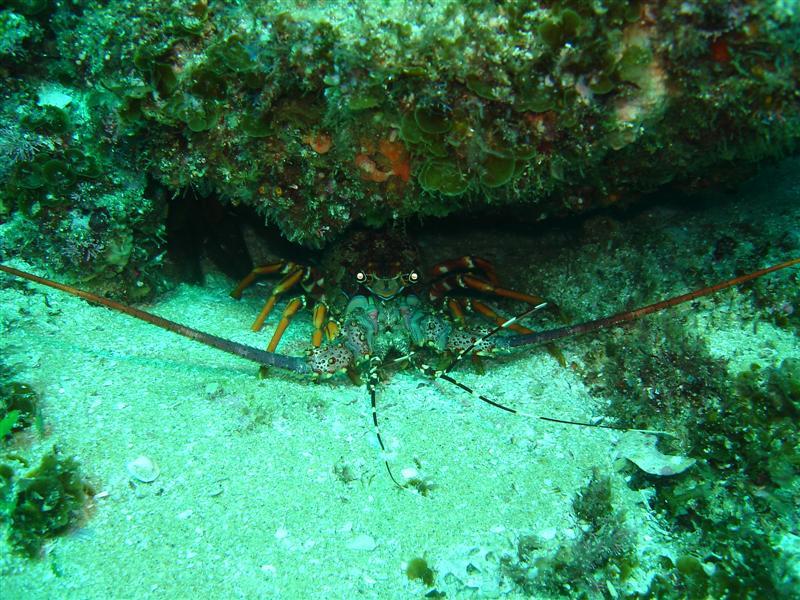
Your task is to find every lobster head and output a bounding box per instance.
[340,228,421,300]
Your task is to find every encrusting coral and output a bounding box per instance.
[1,0,798,252]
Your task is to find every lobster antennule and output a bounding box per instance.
[503,257,800,349]
[424,364,673,435]
[0,264,312,374]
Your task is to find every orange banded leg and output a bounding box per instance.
[311,302,328,347]
[429,256,500,286]
[311,302,340,346]
[324,320,340,341]
[446,298,467,327]
[469,299,535,334]
[230,261,298,300]
[461,274,546,305]
[431,273,546,307]
[251,267,306,331]
[267,297,305,352]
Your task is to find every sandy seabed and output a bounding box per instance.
[0,269,639,598]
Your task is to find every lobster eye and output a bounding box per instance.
[356,271,366,282]
[409,271,419,282]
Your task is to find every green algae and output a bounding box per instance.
[465,75,499,101]
[617,45,653,84]
[479,154,515,188]
[399,112,423,144]
[418,160,469,196]
[406,556,435,586]
[14,160,46,189]
[65,148,102,179]
[208,35,257,73]
[589,74,615,95]
[41,158,75,187]
[538,9,582,48]
[0,382,41,436]
[0,411,18,439]
[414,106,452,135]
[0,448,94,558]
[182,100,221,133]
[514,89,556,113]
[21,105,70,135]
[347,93,382,112]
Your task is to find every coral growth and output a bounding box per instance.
[2,0,799,248]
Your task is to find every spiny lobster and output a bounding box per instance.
[1,252,798,487]
[227,229,555,379]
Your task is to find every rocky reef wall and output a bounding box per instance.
[1,0,799,290]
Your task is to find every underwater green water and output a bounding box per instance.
[2,0,800,598]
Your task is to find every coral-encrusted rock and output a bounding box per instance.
[2,1,799,247]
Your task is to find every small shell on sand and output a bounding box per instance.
[127,455,160,483]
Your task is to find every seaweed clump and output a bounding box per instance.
[503,470,637,597]
[0,381,42,438]
[406,556,435,587]
[585,314,729,435]
[632,359,800,597]
[0,354,95,558]
[0,447,94,558]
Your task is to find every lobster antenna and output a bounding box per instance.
[428,366,672,435]
[505,257,800,349]
[366,356,405,489]
[433,257,800,433]
[443,301,549,374]
[0,264,311,374]
[387,304,655,433]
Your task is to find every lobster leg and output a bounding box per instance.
[468,299,535,334]
[230,261,298,300]
[311,301,329,347]
[251,267,306,331]
[267,297,305,352]
[325,320,340,341]
[460,274,547,305]
[430,256,500,285]
[446,298,467,327]
[429,256,546,305]
[430,272,546,307]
